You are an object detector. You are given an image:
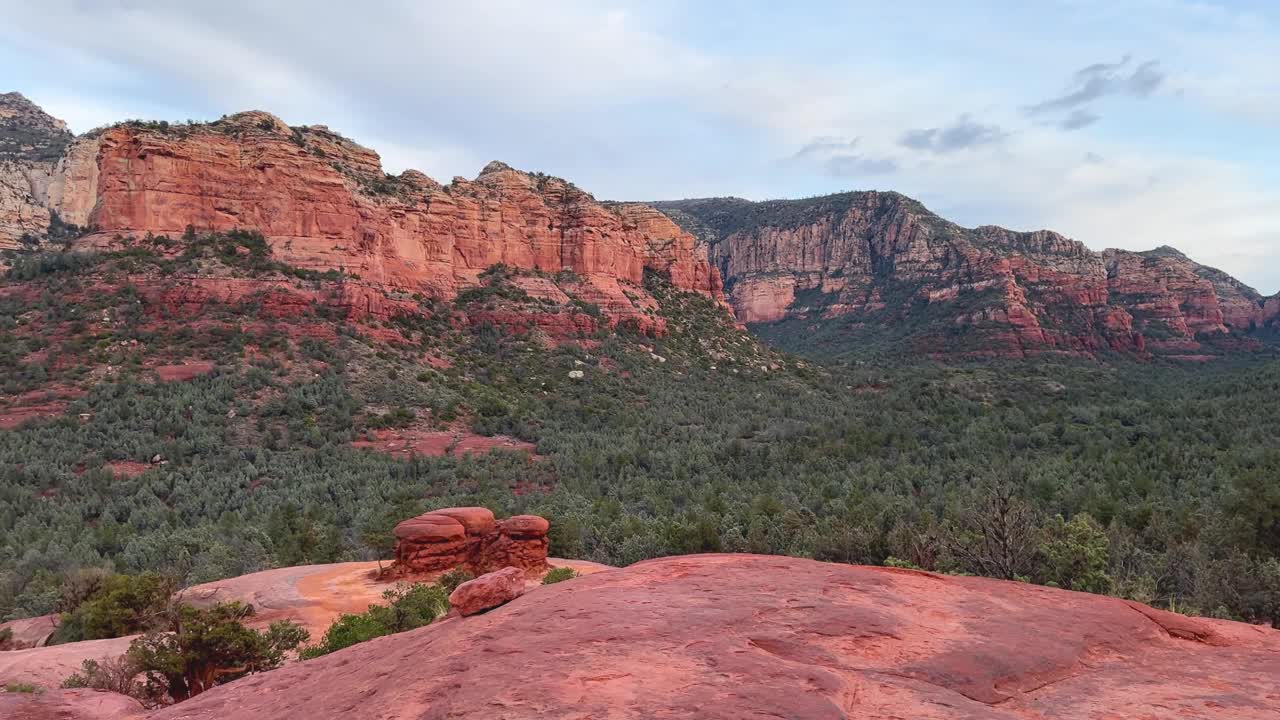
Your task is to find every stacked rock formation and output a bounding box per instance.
[387,507,549,577]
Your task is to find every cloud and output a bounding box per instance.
[1026,55,1165,117]
[787,136,898,177]
[1060,109,1100,131]
[825,154,899,176]
[899,115,1008,154]
[791,136,860,161]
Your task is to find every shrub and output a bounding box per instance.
[61,656,148,700]
[438,569,474,594]
[51,573,176,644]
[128,601,307,703]
[301,583,447,659]
[55,568,112,613]
[1036,514,1113,595]
[365,406,415,430]
[4,682,41,693]
[542,567,577,585]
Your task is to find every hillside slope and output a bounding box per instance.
[656,195,1280,359]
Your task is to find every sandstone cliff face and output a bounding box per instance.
[0,162,51,244]
[0,92,79,248]
[72,113,721,321]
[1,101,722,325]
[658,195,1279,358]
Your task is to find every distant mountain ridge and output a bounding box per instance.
[655,194,1279,359]
[2,90,1275,360]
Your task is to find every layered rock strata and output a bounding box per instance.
[387,507,549,577]
[657,195,1280,357]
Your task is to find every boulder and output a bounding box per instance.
[429,507,496,537]
[447,567,526,616]
[0,613,56,650]
[392,514,466,543]
[499,515,550,538]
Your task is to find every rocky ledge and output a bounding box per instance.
[147,554,1278,719]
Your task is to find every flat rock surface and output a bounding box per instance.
[0,688,146,720]
[151,554,1280,719]
[0,563,388,689]
[181,561,389,637]
[0,635,134,690]
[0,559,604,692]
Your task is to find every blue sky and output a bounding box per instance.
[2,0,1277,292]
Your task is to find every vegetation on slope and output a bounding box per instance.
[0,239,1278,631]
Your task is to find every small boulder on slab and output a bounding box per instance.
[448,566,526,616]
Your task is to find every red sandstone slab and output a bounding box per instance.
[153,554,1280,720]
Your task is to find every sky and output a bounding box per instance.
[1,0,1277,293]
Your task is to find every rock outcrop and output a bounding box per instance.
[657,195,1280,358]
[151,554,1279,719]
[447,566,527,616]
[0,613,57,650]
[387,507,549,577]
[0,92,72,161]
[0,92,80,248]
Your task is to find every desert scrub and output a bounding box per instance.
[542,567,577,585]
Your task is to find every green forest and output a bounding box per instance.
[2,247,1279,629]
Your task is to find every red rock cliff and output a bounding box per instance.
[657,194,1279,358]
[4,107,722,320]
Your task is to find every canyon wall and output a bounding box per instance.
[657,194,1279,358]
[0,95,722,324]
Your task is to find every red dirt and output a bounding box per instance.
[420,353,452,370]
[0,386,84,429]
[103,461,152,479]
[352,429,536,459]
[0,403,66,429]
[152,361,216,382]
